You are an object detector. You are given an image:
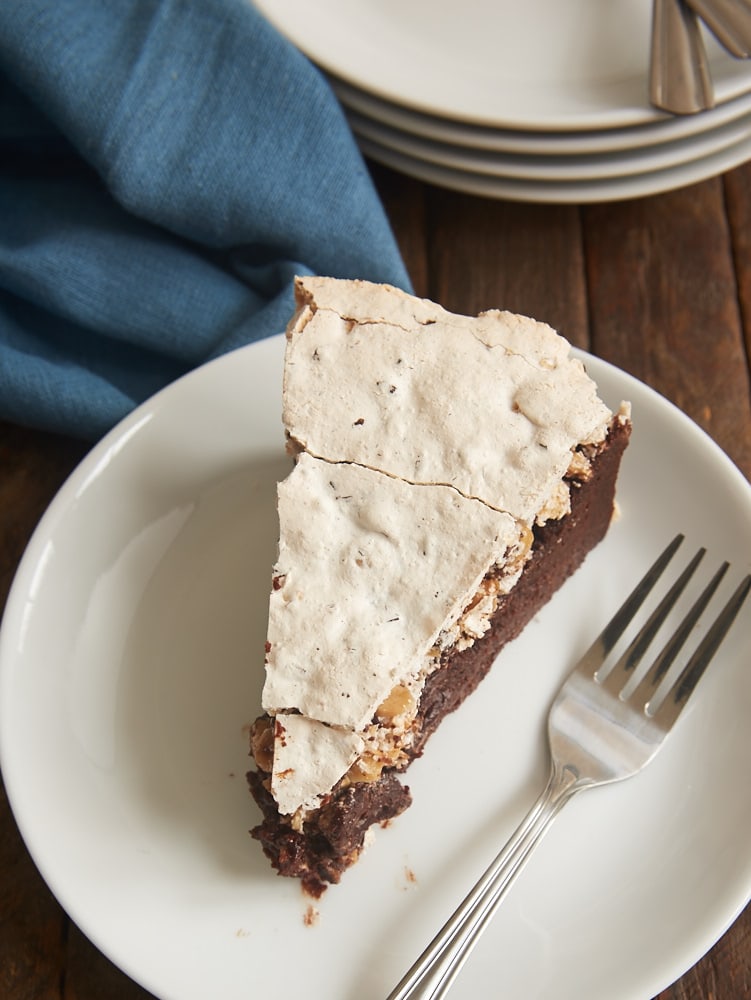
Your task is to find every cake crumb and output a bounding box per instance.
[404,866,417,888]
[303,904,320,927]
[235,927,251,938]
[302,875,327,899]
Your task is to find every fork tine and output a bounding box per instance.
[630,559,729,708]
[577,533,684,678]
[651,572,751,729]
[599,546,706,695]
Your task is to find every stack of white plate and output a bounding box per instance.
[253,0,751,202]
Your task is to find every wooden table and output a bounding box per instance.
[1,159,750,998]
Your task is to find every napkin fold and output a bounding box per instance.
[0,0,411,440]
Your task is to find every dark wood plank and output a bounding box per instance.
[0,422,90,1000]
[655,905,751,1000]
[583,178,751,480]
[369,164,429,298]
[0,423,89,609]
[426,190,589,348]
[372,163,589,348]
[724,161,751,360]
[0,776,67,1000]
[64,924,156,1000]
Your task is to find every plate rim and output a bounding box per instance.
[253,0,751,132]
[333,78,751,157]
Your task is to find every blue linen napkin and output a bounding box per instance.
[0,0,411,440]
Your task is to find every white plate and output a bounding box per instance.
[1,338,750,1000]
[357,127,751,202]
[334,77,751,157]
[253,0,751,130]
[350,108,751,182]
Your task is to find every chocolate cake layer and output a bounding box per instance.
[247,418,630,894]
[248,768,412,897]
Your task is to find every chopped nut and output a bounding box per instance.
[567,449,593,481]
[376,684,416,723]
[249,715,275,773]
[345,756,384,784]
[535,480,571,526]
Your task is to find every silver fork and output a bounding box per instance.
[387,534,751,1000]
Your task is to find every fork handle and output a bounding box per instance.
[386,762,582,1000]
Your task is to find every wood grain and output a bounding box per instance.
[0,423,86,1000]
[583,179,751,479]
